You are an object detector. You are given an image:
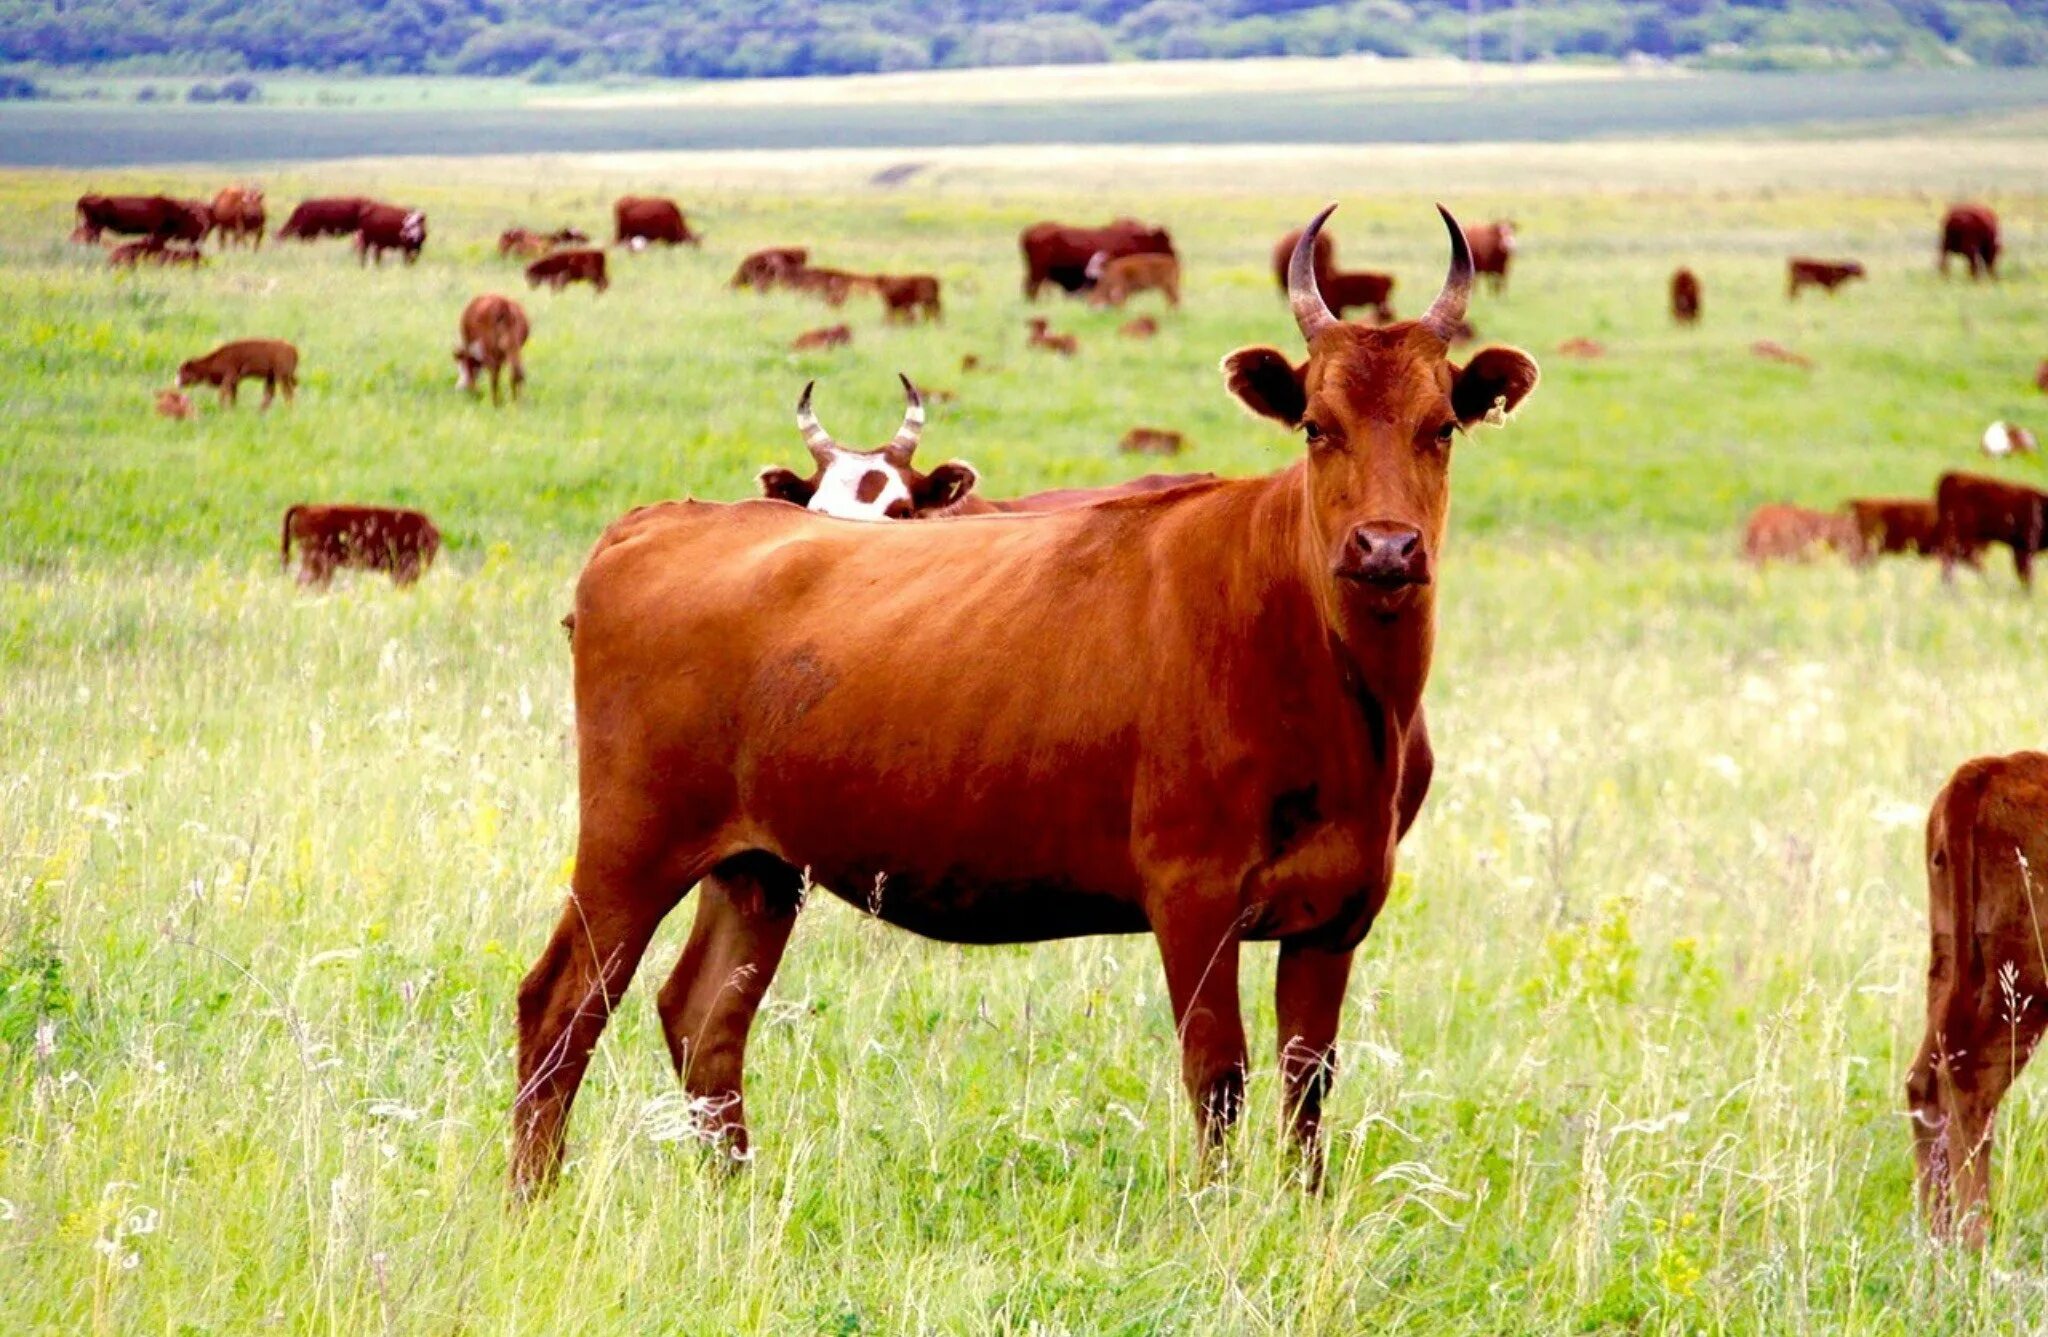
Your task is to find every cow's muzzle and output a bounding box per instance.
[1337,523,1431,590]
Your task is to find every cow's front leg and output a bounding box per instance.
[1276,940,1353,1186]
[1150,889,1248,1154]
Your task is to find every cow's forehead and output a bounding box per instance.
[1306,328,1453,421]
[809,451,913,521]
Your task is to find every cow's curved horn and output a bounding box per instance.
[795,380,836,464]
[1289,203,1339,342]
[1421,204,1474,341]
[883,372,925,465]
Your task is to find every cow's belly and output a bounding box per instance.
[806,863,1148,943]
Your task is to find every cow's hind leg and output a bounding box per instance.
[512,823,712,1196]
[654,850,803,1163]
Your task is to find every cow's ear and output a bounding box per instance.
[1221,346,1306,426]
[757,467,815,508]
[1452,346,1540,428]
[916,461,978,511]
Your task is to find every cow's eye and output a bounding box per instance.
[1302,421,1324,443]
[1435,421,1458,447]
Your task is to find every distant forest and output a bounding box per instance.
[3,1,2046,78]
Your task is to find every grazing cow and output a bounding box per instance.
[1671,268,1700,324]
[1981,421,2037,459]
[278,196,371,241]
[1557,338,1605,359]
[1935,472,2048,586]
[281,504,440,589]
[1120,427,1185,456]
[614,196,699,248]
[1787,258,1865,298]
[74,193,208,243]
[1741,503,1861,564]
[177,339,298,409]
[731,247,809,291]
[1088,252,1180,308]
[1848,498,1951,562]
[1939,204,2001,280]
[1019,218,1173,300]
[1026,317,1077,356]
[876,274,943,323]
[1121,317,1158,339]
[1908,751,2048,1246]
[510,206,1539,1195]
[355,204,426,266]
[1272,225,1394,322]
[791,324,852,351]
[1751,339,1812,369]
[1271,225,1337,292]
[1466,220,1515,294]
[155,389,194,420]
[209,185,266,249]
[526,248,609,294]
[454,294,530,405]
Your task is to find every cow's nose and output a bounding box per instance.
[1343,524,1429,587]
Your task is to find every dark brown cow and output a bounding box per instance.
[1671,268,1700,324]
[1026,317,1077,356]
[1908,751,2048,1247]
[278,196,371,241]
[1466,220,1515,294]
[281,504,440,588]
[177,339,298,409]
[526,248,609,293]
[209,185,266,249]
[1272,227,1394,322]
[1019,218,1173,300]
[510,206,1540,1194]
[355,203,426,266]
[875,274,943,323]
[455,294,530,405]
[1939,203,2001,280]
[1741,503,1860,564]
[1788,258,1865,298]
[614,196,699,248]
[791,324,852,352]
[732,247,809,291]
[74,194,208,244]
[1936,472,2048,587]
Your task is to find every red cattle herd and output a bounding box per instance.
[509,206,1541,1195]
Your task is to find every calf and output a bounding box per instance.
[154,389,194,420]
[1671,268,1700,324]
[454,294,530,405]
[1741,503,1861,564]
[499,227,588,259]
[177,339,298,409]
[356,204,426,266]
[1787,258,1864,298]
[1026,317,1077,356]
[526,248,608,294]
[876,274,942,323]
[1318,270,1396,324]
[785,266,867,307]
[150,244,204,268]
[1120,317,1158,339]
[1936,471,2048,586]
[1556,338,1605,359]
[1908,751,2048,1246]
[281,504,440,589]
[1119,427,1185,456]
[1981,421,2037,459]
[1087,251,1180,308]
[108,238,163,268]
[1847,498,1951,561]
[791,324,852,351]
[732,247,808,291]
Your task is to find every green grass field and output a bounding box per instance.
[4,121,2048,1332]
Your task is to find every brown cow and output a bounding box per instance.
[791,324,852,351]
[355,204,425,266]
[1848,498,1946,561]
[281,504,440,589]
[1026,317,1077,356]
[1121,317,1158,340]
[108,238,163,268]
[455,294,530,405]
[1742,503,1861,564]
[614,196,699,248]
[2037,360,2048,394]
[1271,225,1394,322]
[1936,472,2048,586]
[74,194,207,244]
[526,248,609,294]
[209,185,266,249]
[732,247,808,291]
[1788,258,1865,298]
[1466,220,1515,294]
[1908,751,2048,1246]
[1120,427,1185,456]
[1020,218,1173,300]
[1671,268,1700,324]
[876,274,942,323]
[1271,226,1336,292]
[278,197,370,241]
[782,266,870,307]
[1088,252,1180,308]
[177,339,298,409]
[1939,204,2001,280]
[510,206,1539,1194]
[498,227,586,259]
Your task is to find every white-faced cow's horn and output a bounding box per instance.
[1288,203,1340,342]
[795,380,837,464]
[882,372,925,466]
[1421,203,1474,342]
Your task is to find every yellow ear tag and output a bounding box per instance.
[1483,394,1509,427]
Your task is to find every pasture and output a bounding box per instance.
[3,122,2048,1332]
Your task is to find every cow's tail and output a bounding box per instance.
[281,504,301,569]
